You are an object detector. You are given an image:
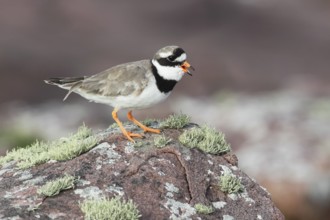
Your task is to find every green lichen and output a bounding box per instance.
[160,114,191,129]
[219,173,244,194]
[0,125,99,169]
[179,125,230,154]
[38,174,76,197]
[80,197,141,220]
[194,203,214,214]
[154,135,172,148]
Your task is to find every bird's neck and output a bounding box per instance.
[151,60,178,94]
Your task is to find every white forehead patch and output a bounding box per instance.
[174,53,187,62]
[159,51,173,58]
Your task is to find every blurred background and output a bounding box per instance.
[1,0,330,219]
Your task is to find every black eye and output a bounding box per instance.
[167,55,175,62]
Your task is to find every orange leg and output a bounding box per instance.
[127,111,161,134]
[112,108,143,142]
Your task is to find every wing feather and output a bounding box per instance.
[80,60,151,97]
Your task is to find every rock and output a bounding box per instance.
[0,123,284,220]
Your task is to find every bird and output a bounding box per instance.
[45,45,194,142]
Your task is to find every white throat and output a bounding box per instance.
[152,59,184,81]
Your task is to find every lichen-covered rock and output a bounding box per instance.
[0,123,284,220]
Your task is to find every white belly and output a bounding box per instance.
[78,78,170,110]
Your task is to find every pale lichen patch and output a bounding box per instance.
[219,165,232,175]
[74,186,103,199]
[228,193,238,201]
[17,170,33,181]
[165,183,179,194]
[165,182,179,198]
[23,176,46,185]
[164,198,196,220]
[48,212,67,220]
[223,214,235,220]
[166,192,174,198]
[124,143,135,154]
[212,201,227,209]
[207,169,214,175]
[241,190,255,204]
[4,185,29,199]
[184,155,191,161]
[95,157,103,170]
[77,179,91,187]
[106,184,124,197]
[91,143,121,165]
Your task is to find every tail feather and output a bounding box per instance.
[44,77,85,100]
[44,77,85,85]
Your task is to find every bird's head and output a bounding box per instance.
[152,46,194,81]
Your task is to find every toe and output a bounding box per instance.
[144,127,161,134]
[127,132,144,139]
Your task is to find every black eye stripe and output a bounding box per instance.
[155,47,186,66]
[168,55,175,61]
[157,58,182,67]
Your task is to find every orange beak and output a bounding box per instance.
[181,61,195,76]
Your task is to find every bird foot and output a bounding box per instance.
[124,132,144,142]
[127,132,144,138]
[142,127,161,134]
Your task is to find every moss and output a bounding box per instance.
[0,125,99,169]
[154,135,172,148]
[38,174,76,197]
[179,125,230,154]
[194,203,214,214]
[80,197,141,220]
[219,173,244,194]
[160,114,191,129]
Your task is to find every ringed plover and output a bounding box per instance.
[45,45,194,142]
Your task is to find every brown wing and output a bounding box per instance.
[80,60,151,97]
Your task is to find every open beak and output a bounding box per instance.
[181,61,195,76]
